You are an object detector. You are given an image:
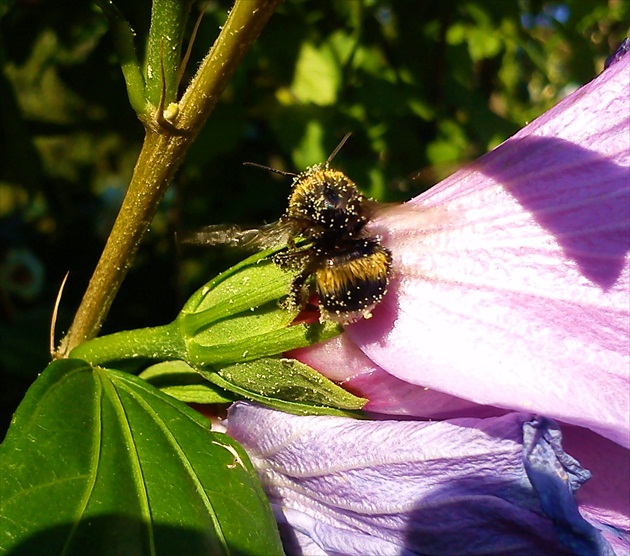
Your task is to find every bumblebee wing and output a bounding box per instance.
[362,199,393,218]
[366,197,450,222]
[180,220,294,250]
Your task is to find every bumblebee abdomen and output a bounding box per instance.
[314,240,392,324]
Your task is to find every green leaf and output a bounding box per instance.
[467,27,502,61]
[291,119,327,170]
[291,40,341,105]
[198,357,367,417]
[140,360,237,404]
[0,359,283,556]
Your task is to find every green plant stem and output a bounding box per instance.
[145,0,192,107]
[58,0,284,357]
[69,321,185,367]
[95,0,147,115]
[176,1,279,135]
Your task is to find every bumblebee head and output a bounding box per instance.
[287,165,368,238]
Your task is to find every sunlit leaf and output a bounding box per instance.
[0,359,283,556]
[291,40,341,105]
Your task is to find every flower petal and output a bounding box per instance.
[349,52,630,447]
[228,402,617,555]
[562,426,630,554]
[290,336,507,419]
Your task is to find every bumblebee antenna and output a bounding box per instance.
[243,132,352,175]
[242,161,297,177]
[326,132,352,165]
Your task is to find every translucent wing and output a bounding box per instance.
[179,220,295,251]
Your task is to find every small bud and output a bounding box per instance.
[177,251,341,367]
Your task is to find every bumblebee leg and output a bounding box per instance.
[284,269,309,311]
[273,247,309,271]
[273,247,316,313]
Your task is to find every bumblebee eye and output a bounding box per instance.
[322,185,344,210]
[324,185,339,201]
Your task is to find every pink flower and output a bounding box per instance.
[306,46,630,449]
[351,51,628,448]
[228,46,630,555]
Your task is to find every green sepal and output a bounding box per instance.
[68,249,354,415]
[140,358,366,418]
[186,314,341,367]
[180,248,289,320]
[198,357,367,418]
[0,358,284,556]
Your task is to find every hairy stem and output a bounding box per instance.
[69,321,184,367]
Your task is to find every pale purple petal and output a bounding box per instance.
[290,336,507,419]
[561,426,630,554]
[228,402,617,555]
[348,52,630,447]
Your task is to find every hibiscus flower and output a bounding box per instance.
[228,43,630,555]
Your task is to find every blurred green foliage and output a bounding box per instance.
[0,0,627,432]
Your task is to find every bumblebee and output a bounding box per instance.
[187,134,393,324]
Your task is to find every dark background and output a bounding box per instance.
[0,0,627,436]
